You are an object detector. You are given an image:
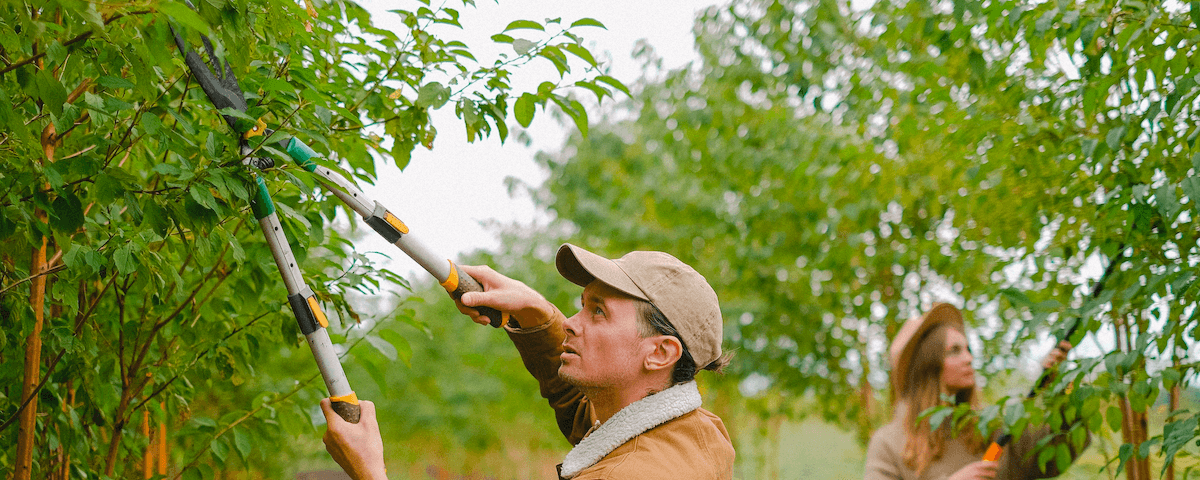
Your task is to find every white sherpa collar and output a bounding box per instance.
[559,381,702,479]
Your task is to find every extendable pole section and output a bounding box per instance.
[280,138,508,328]
[250,175,360,423]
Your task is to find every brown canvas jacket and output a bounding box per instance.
[864,417,1089,480]
[505,313,735,480]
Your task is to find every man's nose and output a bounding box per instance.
[563,311,581,337]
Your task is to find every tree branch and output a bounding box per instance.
[0,11,151,77]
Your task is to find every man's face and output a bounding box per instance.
[559,281,648,388]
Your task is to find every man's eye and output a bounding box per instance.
[594,307,604,316]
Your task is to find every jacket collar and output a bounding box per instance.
[559,381,702,479]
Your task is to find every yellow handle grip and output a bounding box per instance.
[330,393,361,424]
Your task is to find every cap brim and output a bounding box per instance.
[555,244,647,300]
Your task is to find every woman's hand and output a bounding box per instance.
[948,460,999,480]
[1042,340,1072,370]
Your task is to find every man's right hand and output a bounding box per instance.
[455,265,559,329]
[948,461,998,480]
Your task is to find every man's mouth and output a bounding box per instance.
[562,344,578,356]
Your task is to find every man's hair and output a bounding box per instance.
[634,300,729,385]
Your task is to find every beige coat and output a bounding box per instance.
[864,417,1088,480]
[506,313,735,479]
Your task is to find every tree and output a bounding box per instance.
[532,0,1200,477]
[0,0,620,477]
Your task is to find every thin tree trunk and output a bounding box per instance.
[142,408,152,479]
[1167,379,1180,480]
[158,401,168,476]
[1114,315,1150,480]
[15,118,54,480]
[858,353,873,444]
[16,212,47,480]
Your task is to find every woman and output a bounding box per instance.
[864,303,1084,480]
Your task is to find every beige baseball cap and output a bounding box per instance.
[555,243,724,368]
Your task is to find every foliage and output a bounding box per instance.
[0,0,619,478]
[530,0,1200,476]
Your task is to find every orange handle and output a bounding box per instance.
[982,442,1003,461]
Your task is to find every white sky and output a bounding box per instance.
[349,1,723,280]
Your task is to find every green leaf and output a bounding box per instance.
[1106,125,1126,151]
[366,335,397,361]
[574,80,608,103]
[379,329,412,367]
[1055,442,1071,473]
[1157,184,1180,220]
[114,243,137,276]
[512,39,536,56]
[594,75,631,97]
[189,186,219,212]
[49,191,84,233]
[570,18,606,29]
[209,437,229,463]
[928,407,952,430]
[514,93,537,128]
[97,75,135,90]
[416,82,449,109]
[160,1,212,36]
[315,106,331,126]
[36,70,68,117]
[233,427,252,462]
[45,41,67,65]
[490,33,514,44]
[563,43,597,67]
[504,20,543,32]
[0,207,19,241]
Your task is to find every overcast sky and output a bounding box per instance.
[348,1,723,280]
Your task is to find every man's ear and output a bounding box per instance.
[644,335,683,372]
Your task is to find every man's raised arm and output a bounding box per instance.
[455,265,596,444]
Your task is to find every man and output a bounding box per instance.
[320,243,736,479]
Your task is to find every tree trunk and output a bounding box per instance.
[1113,315,1150,480]
[1167,379,1180,480]
[857,354,873,445]
[158,401,168,476]
[143,409,153,479]
[16,227,47,480]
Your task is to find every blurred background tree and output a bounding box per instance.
[522,0,1200,478]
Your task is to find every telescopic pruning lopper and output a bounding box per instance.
[171,5,508,422]
[982,248,1123,462]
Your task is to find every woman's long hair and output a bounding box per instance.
[895,323,985,474]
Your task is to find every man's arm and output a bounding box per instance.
[456,265,596,444]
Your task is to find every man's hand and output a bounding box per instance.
[1042,340,1072,370]
[455,264,558,329]
[948,460,999,480]
[321,399,387,480]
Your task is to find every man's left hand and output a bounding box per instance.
[321,398,387,480]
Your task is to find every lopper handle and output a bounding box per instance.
[442,262,506,328]
[330,399,362,424]
[983,433,1011,461]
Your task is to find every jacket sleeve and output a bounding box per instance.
[505,312,596,445]
[1000,421,1091,479]
[864,426,905,480]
